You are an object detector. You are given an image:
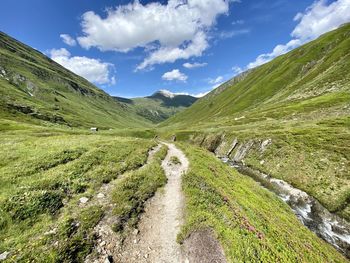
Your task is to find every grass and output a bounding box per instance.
[170,120,350,221]
[161,24,350,129]
[0,31,151,129]
[178,143,347,262]
[115,92,197,123]
[170,156,181,165]
[157,26,350,222]
[0,126,156,262]
[112,145,168,232]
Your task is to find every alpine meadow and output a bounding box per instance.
[0,1,349,262]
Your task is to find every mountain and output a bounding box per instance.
[162,23,350,129]
[161,24,350,221]
[0,31,151,129]
[114,90,197,123]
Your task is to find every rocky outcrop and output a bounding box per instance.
[226,138,238,157]
[214,134,227,157]
[232,140,254,162]
[260,139,272,152]
[190,133,272,164]
[6,103,66,124]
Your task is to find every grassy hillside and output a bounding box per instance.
[0,31,151,129]
[160,24,350,221]
[114,90,197,123]
[0,123,161,261]
[162,23,350,128]
[178,144,347,262]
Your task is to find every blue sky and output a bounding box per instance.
[0,0,349,97]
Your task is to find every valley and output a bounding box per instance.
[0,22,349,263]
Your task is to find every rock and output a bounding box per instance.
[227,138,238,157]
[260,139,272,152]
[233,141,254,162]
[144,254,149,259]
[79,197,89,204]
[100,241,106,247]
[44,228,57,235]
[214,134,226,157]
[0,251,9,261]
[97,193,105,199]
[133,229,139,235]
[234,116,245,121]
[104,255,113,263]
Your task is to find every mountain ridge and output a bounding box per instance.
[162,23,350,128]
[114,90,197,123]
[0,31,151,129]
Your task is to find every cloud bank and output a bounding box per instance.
[50,48,116,85]
[162,69,188,82]
[248,0,350,69]
[77,0,230,70]
[60,34,77,46]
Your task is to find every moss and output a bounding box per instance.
[112,145,168,232]
[178,143,347,262]
[170,156,181,165]
[3,190,64,221]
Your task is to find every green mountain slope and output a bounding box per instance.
[114,90,197,123]
[0,32,151,129]
[161,24,350,221]
[162,23,350,128]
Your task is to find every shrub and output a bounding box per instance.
[3,190,64,221]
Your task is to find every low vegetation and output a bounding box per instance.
[0,124,156,262]
[0,31,150,129]
[112,145,168,232]
[170,119,350,221]
[178,143,347,262]
[170,156,181,165]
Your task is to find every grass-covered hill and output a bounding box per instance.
[0,27,349,262]
[114,90,197,123]
[160,24,350,221]
[0,32,151,129]
[162,23,350,129]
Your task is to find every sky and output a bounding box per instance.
[0,0,349,98]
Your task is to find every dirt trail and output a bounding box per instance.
[85,144,162,263]
[115,142,189,263]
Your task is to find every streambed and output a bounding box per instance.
[221,158,350,258]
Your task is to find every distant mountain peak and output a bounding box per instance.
[155,89,176,98]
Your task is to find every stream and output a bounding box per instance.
[221,158,350,258]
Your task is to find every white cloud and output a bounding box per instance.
[183,62,208,69]
[49,48,116,85]
[60,34,77,46]
[247,0,350,69]
[219,29,250,39]
[136,31,209,70]
[194,91,210,97]
[77,0,230,70]
[292,0,350,40]
[162,69,188,82]
[232,66,243,75]
[158,89,208,98]
[209,76,224,84]
[247,39,301,68]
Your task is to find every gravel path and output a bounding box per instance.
[115,142,189,263]
[85,144,162,263]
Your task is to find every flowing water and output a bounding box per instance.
[220,158,350,258]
